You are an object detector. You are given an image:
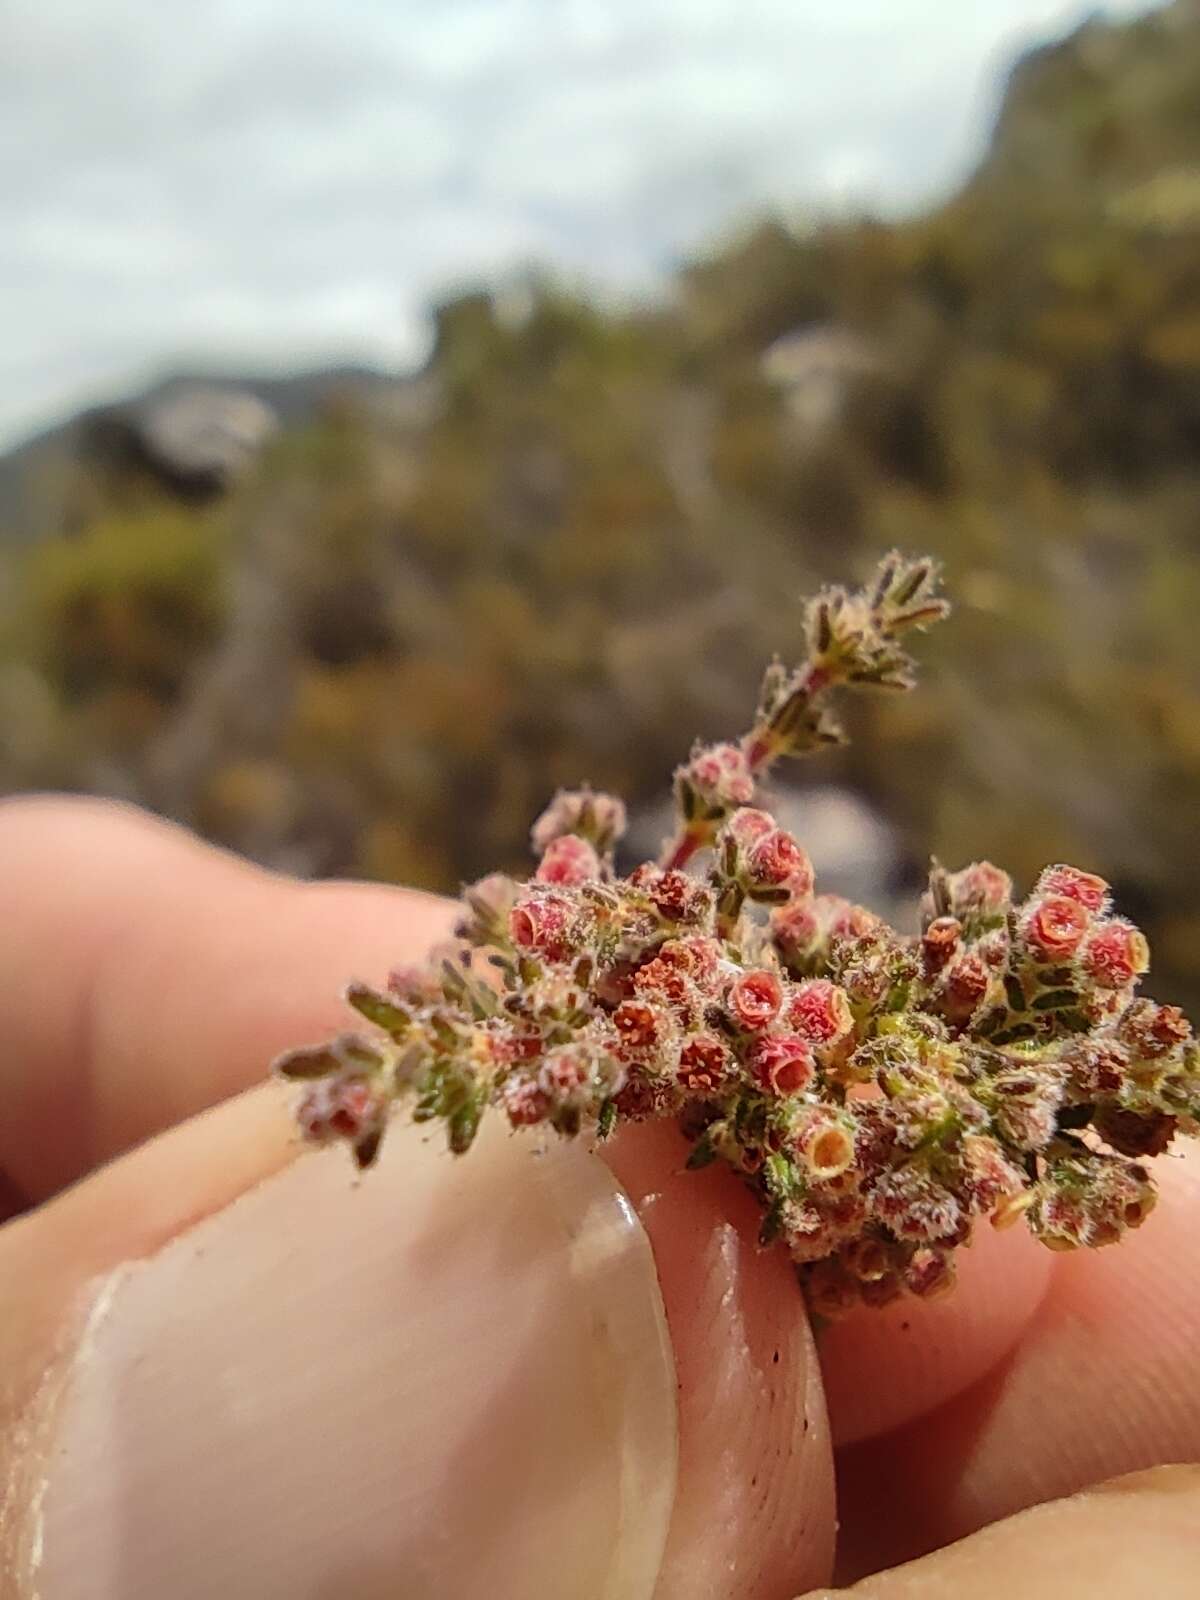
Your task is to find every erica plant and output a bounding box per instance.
[274,553,1198,1317]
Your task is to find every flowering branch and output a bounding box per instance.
[273,552,1198,1317]
[662,552,948,870]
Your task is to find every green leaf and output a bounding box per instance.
[448,1099,483,1154]
[1004,974,1027,1014]
[345,982,412,1038]
[273,1043,342,1080]
[596,1098,618,1140]
[1032,988,1078,1012]
[758,1204,785,1248]
[686,1132,719,1170]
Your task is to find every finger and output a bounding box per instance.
[4,1099,835,1599]
[801,1465,1200,1599]
[0,795,450,1200]
[832,1140,1200,1580]
[2,1101,677,1599]
[816,1217,1054,1447]
[0,801,837,1598]
[603,1121,834,1597]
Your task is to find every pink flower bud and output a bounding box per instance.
[530,787,627,854]
[457,872,519,942]
[770,899,821,961]
[959,1134,1024,1215]
[724,807,775,845]
[537,1045,592,1105]
[903,1247,955,1300]
[1024,894,1090,960]
[509,892,573,961]
[821,896,881,941]
[1117,999,1191,1059]
[684,742,755,808]
[948,860,1012,915]
[535,833,601,886]
[1036,863,1110,914]
[628,864,709,923]
[870,1165,962,1242]
[678,1033,732,1092]
[749,1033,816,1095]
[728,968,784,1031]
[501,1076,551,1127]
[1080,920,1150,989]
[942,950,991,1020]
[785,978,853,1045]
[658,936,723,991]
[746,828,814,895]
[298,1077,383,1144]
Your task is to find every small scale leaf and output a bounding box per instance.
[596,1098,618,1140]
[273,1043,342,1080]
[1004,975,1027,1014]
[448,1100,483,1154]
[758,1205,785,1248]
[345,982,412,1038]
[353,1127,384,1169]
[686,1132,719,1170]
[1032,988,1078,1012]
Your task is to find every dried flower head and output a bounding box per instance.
[273,552,1199,1319]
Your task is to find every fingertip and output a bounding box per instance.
[818,1213,1055,1447]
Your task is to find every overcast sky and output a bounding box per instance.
[0,0,1160,450]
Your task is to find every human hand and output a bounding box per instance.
[0,797,1196,1598]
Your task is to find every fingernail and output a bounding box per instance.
[36,1122,678,1599]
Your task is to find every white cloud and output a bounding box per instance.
[0,0,1163,449]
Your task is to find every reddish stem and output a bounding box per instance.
[662,829,704,872]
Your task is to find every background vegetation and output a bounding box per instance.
[3,2,1199,1005]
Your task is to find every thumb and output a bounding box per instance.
[2,1091,832,1600]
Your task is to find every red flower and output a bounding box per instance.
[678,1033,731,1092]
[749,1033,816,1095]
[785,979,853,1044]
[613,999,668,1055]
[509,893,573,961]
[686,742,755,807]
[1025,894,1090,960]
[535,834,601,886]
[1081,921,1150,989]
[746,828,814,895]
[633,955,693,1014]
[1036,864,1110,914]
[728,969,783,1031]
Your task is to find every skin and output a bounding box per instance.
[0,795,1197,1597]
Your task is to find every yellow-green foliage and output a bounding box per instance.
[24,508,226,702]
